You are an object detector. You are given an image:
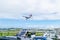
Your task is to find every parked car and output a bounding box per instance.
[33,36,47,40]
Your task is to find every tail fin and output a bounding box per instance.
[29,14,32,17]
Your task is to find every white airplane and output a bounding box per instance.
[23,14,32,20]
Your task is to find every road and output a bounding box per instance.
[0,36,31,40]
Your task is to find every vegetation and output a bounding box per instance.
[0,29,44,36]
[0,29,20,36]
[35,32,44,36]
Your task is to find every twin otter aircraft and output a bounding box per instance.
[23,14,32,20]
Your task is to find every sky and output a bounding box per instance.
[0,0,60,28]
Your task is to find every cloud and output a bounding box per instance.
[0,0,59,20]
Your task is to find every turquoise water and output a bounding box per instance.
[0,18,60,28]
